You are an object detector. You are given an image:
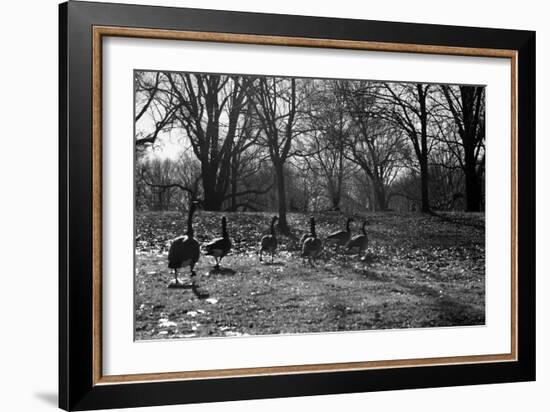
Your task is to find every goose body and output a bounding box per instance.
[326,217,353,246]
[301,217,323,266]
[168,236,199,269]
[260,216,278,262]
[167,201,200,284]
[205,216,231,268]
[347,220,368,253]
[303,237,323,259]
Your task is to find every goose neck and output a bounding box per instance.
[222,218,228,238]
[187,203,196,237]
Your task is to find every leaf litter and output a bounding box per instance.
[135,211,485,340]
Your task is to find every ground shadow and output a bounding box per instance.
[191,284,210,299]
[359,269,392,282]
[207,267,237,276]
[167,280,194,289]
[362,251,383,264]
[260,261,285,266]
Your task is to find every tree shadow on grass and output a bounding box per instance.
[433,295,485,325]
[359,269,392,282]
[397,279,485,326]
[429,211,485,231]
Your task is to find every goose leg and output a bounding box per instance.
[173,268,178,284]
[259,249,263,262]
[190,263,197,284]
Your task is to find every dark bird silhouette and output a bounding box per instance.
[347,220,368,254]
[167,200,200,286]
[260,216,278,262]
[326,217,353,247]
[301,217,323,266]
[204,216,232,269]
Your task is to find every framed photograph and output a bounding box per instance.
[59,1,536,410]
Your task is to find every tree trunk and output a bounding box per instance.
[419,87,430,213]
[420,155,430,213]
[373,181,388,211]
[201,163,225,211]
[464,152,482,212]
[330,181,341,211]
[202,178,224,211]
[202,194,223,211]
[302,181,309,212]
[229,182,237,211]
[274,163,290,234]
[331,195,341,211]
[442,85,485,213]
[463,108,483,212]
[228,161,238,212]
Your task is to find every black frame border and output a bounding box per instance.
[59,1,535,410]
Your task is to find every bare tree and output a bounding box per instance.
[136,72,276,210]
[249,77,305,233]
[428,147,465,210]
[441,85,485,212]
[136,70,485,215]
[343,82,408,211]
[303,80,354,211]
[227,103,273,211]
[138,158,181,210]
[137,153,202,211]
[134,72,178,148]
[383,83,433,212]
[135,72,160,122]
[167,72,247,210]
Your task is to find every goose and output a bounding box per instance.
[204,216,232,269]
[299,218,313,248]
[167,200,200,285]
[326,217,353,247]
[259,216,278,262]
[347,220,368,254]
[301,217,323,266]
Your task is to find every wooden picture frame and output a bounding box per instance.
[59,1,536,410]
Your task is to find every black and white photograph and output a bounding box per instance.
[134,70,486,340]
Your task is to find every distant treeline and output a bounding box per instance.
[135,72,485,230]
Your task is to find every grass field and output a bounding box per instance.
[135,211,485,340]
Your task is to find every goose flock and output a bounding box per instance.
[167,199,369,285]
